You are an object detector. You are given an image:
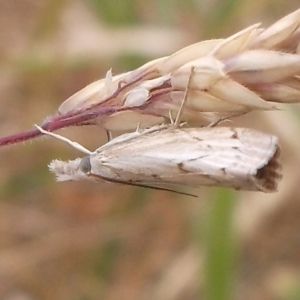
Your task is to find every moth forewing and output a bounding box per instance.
[49,126,282,193]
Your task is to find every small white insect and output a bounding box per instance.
[36,124,282,196]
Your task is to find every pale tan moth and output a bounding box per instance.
[35,124,282,195]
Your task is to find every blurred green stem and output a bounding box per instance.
[204,188,237,300]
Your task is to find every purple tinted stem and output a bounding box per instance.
[0,128,42,146]
[0,106,118,147]
[0,70,155,147]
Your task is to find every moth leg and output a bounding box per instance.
[208,118,223,127]
[174,66,195,127]
[168,110,175,124]
[207,116,232,127]
[106,130,113,141]
[34,125,93,155]
[135,123,141,133]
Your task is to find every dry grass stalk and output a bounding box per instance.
[0,9,300,145]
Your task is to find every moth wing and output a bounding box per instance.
[93,127,281,192]
[151,127,282,192]
[48,127,282,193]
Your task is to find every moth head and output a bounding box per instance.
[79,156,92,174]
[49,158,88,181]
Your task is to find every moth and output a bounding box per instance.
[36,124,282,196]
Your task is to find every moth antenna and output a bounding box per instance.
[174,66,195,127]
[87,172,198,198]
[34,125,93,155]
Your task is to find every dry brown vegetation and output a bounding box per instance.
[1,1,300,300]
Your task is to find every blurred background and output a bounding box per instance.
[1,0,300,299]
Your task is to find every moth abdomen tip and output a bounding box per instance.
[255,146,282,192]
